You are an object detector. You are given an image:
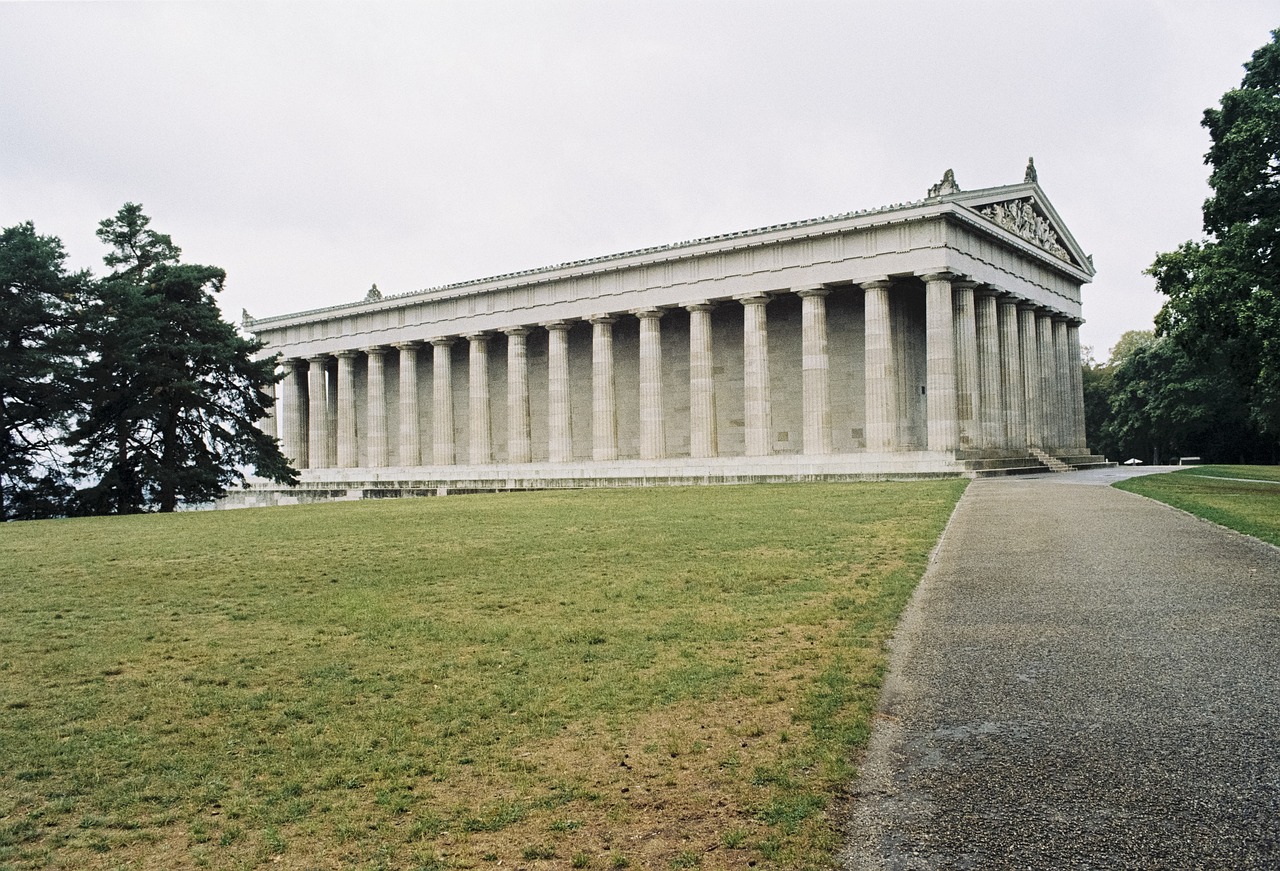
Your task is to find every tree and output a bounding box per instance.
[69,204,297,513]
[1150,28,1280,434]
[0,222,85,520]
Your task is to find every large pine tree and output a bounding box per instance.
[0,222,85,519]
[70,204,296,513]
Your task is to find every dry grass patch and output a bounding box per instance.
[0,481,965,869]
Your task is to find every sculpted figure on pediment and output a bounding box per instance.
[978,198,1070,262]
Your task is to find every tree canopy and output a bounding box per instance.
[1150,28,1280,434]
[0,204,296,519]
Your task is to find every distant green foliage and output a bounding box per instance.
[1149,29,1280,437]
[1084,330,1273,464]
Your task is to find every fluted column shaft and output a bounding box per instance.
[364,348,388,467]
[336,351,358,468]
[1067,322,1088,450]
[1052,318,1071,451]
[1035,312,1056,451]
[686,304,718,458]
[974,290,1003,452]
[395,342,421,466]
[431,338,456,465]
[636,310,666,460]
[324,361,337,467]
[740,295,772,456]
[1018,306,1042,448]
[280,360,307,469]
[306,355,329,468]
[467,334,493,464]
[997,299,1027,453]
[862,280,897,451]
[546,322,573,462]
[799,287,832,455]
[504,328,532,464]
[924,273,958,452]
[590,316,619,461]
[953,281,981,450]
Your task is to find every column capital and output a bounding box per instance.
[542,320,573,332]
[335,349,360,360]
[973,285,1002,299]
[631,307,665,320]
[1016,300,1040,313]
[736,293,770,306]
[362,345,387,357]
[392,340,421,351]
[859,277,894,291]
[794,284,830,298]
[588,314,618,325]
[278,358,300,373]
[464,332,490,343]
[952,279,980,292]
[919,270,960,283]
[306,353,330,364]
[684,301,716,313]
[502,326,532,338]
[429,336,456,348]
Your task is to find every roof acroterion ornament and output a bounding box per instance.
[927,168,961,198]
[1024,157,1038,184]
[365,283,382,301]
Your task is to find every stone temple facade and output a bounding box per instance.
[233,166,1105,505]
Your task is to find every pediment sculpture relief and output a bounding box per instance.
[978,198,1071,262]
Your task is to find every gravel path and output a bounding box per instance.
[841,469,1280,869]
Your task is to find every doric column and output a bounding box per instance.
[467,334,493,464]
[545,321,573,463]
[1017,305,1042,449]
[1052,317,1071,451]
[798,286,832,455]
[953,280,981,450]
[431,337,456,465]
[1067,321,1088,450]
[997,298,1027,453]
[335,350,359,468]
[635,309,667,460]
[278,360,306,469]
[862,279,897,451]
[923,273,958,452]
[504,328,532,464]
[306,355,329,468]
[1035,311,1056,451]
[324,360,338,467]
[364,347,388,467]
[974,289,1003,452]
[686,303,718,458]
[740,294,772,457]
[394,342,421,466]
[590,315,619,461]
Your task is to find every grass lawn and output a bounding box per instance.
[1114,465,1280,546]
[0,481,965,870]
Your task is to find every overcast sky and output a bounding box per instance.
[2,2,1275,359]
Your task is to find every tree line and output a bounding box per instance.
[1085,29,1280,466]
[1,204,296,521]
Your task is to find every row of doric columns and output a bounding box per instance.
[275,276,1087,469]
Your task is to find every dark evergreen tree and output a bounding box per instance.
[70,204,297,513]
[1150,29,1280,434]
[0,222,85,520]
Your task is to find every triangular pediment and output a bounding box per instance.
[932,181,1094,276]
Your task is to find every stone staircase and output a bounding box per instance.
[962,448,1115,477]
[1029,446,1073,472]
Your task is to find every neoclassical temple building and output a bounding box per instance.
[234,165,1105,505]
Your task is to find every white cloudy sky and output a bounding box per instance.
[2,2,1275,360]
